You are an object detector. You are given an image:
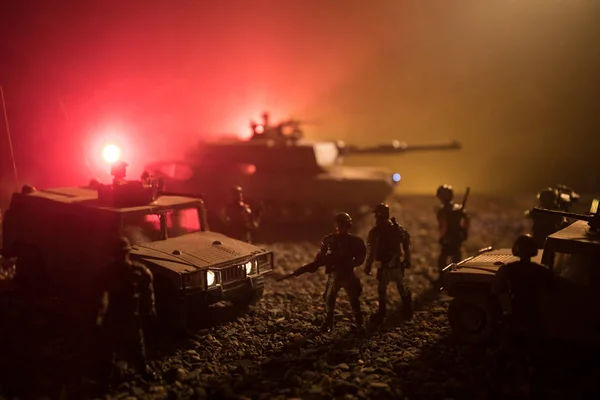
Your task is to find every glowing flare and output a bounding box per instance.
[102,144,121,163]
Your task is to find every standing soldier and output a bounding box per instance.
[493,234,553,340]
[96,237,157,381]
[222,186,260,243]
[525,187,568,249]
[364,203,412,324]
[313,212,366,333]
[436,184,470,274]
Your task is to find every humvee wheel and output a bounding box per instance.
[14,245,45,290]
[231,287,265,310]
[448,294,500,343]
[154,278,189,334]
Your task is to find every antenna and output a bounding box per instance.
[1,86,19,192]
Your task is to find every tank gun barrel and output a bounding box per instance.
[337,140,461,156]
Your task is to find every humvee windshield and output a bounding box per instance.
[123,207,202,244]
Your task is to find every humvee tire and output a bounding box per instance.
[231,286,265,310]
[14,245,45,290]
[154,277,189,334]
[448,293,501,343]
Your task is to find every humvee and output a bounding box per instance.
[442,200,600,344]
[0,171,273,331]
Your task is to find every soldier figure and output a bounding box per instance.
[313,212,366,333]
[364,203,412,324]
[525,187,568,249]
[97,237,157,381]
[493,234,553,339]
[436,184,470,274]
[222,186,260,243]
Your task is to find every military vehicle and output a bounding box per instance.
[0,164,274,331]
[145,112,461,228]
[442,199,600,344]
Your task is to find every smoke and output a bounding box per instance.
[1,0,598,192]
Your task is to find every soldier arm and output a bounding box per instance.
[354,237,367,267]
[402,229,411,267]
[96,290,109,326]
[461,210,471,231]
[437,209,448,238]
[138,265,157,321]
[364,229,377,274]
[314,235,331,262]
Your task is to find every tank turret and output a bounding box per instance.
[530,198,599,233]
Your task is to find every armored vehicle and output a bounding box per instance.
[442,200,600,344]
[0,166,273,331]
[146,113,461,227]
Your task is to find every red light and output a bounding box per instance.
[102,144,121,164]
[255,125,264,134]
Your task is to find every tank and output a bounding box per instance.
[145,113,462,227]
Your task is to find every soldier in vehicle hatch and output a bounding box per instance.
[525,187,568,249]
[311,212,366,333]
[364,203,412,324]
[493,234,554,339]
[222,186,260,243]
[436,184,470,274]
[96,237,157,382]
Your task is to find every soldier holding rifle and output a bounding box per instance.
[277,212,366,333]
[436,185,470,275]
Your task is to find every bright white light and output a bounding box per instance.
[206,270,215,286]
[245,261,253,274]
[102,144,121,164]
[393,173,401,182]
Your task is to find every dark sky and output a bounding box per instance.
[1,0,598,193]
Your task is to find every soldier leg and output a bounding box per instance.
[135,328,157,380]
[323,276,340,331]
[393,268,413,316]
[343,275,364,328]
[450,245,462,264]
[372,269,390,323]
[437,246,449,275]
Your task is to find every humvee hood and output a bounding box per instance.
[451,249,544,276]
[132,231,264,272]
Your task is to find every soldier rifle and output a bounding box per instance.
[276,254,337,282]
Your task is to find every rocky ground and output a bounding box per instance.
[1,194,599,400]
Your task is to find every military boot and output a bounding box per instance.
[321,313,334,333]
[370,302,386,325]
[402,294,413,319]
[353,311,366,335]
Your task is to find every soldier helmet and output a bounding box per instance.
[537,187,557,208]
[21,185,36,194]
[373,203,390,219]
[115,237,132,253]
[511,234,538,259]
[436,184,454,202]
[334,212,353,227]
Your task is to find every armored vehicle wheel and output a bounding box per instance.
[231,287,265,310]
[14,245,45,291]
[448,293,501,343]
[154,277,189,333]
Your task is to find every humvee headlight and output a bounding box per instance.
[245,261,253,275]
[206,270,216,286]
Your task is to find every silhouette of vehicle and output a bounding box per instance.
[146,113,462,229]
[0,166,273,331]
[442,199,600,344]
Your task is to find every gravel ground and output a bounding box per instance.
[1,194,599,400]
